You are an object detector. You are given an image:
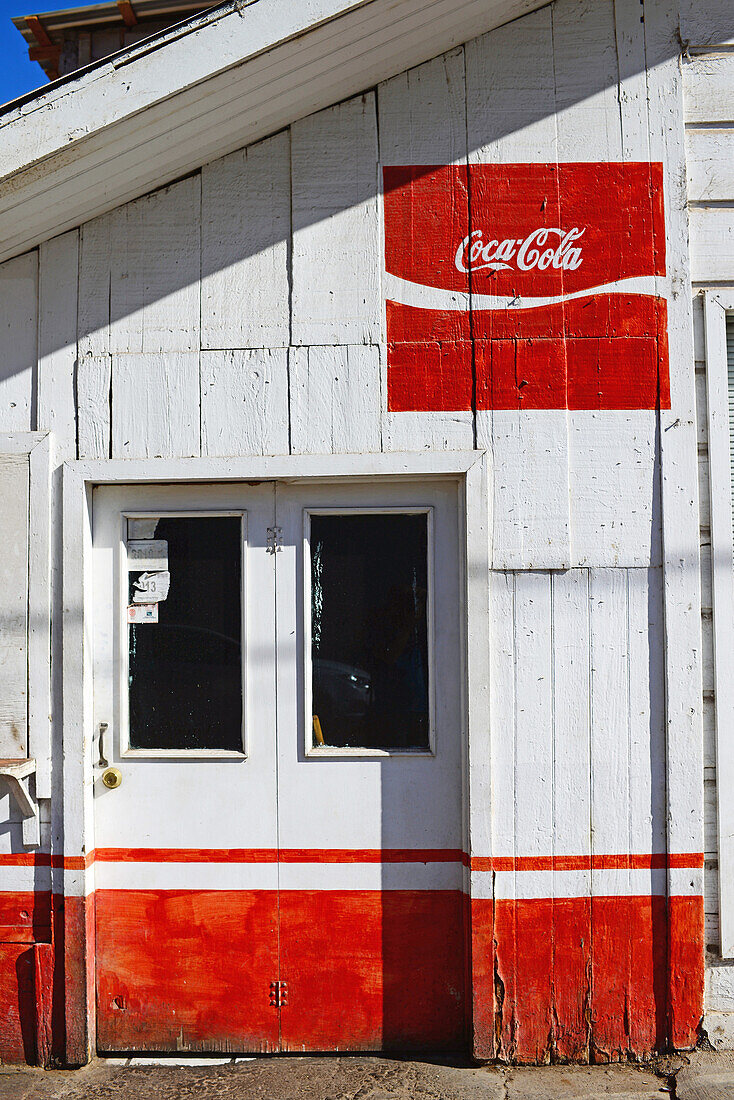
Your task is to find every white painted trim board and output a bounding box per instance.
[704,290,734,957]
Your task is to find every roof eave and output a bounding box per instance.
[0,0,546,265]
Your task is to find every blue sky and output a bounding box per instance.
[0,0,64,107]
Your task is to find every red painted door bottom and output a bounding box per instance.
[96,889,280,1053]
[95,868,466,1053]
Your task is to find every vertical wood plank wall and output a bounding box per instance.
[0,0,709,1064]
[681,0,734,1048]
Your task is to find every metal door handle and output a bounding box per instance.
[98,722,109,767]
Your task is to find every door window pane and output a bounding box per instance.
[127,516,242,751]
[310,513,429,751]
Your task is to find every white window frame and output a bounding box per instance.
[704,290,734,957]
[118,509,248,760]
[303,505,436,758]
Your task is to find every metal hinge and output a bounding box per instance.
[269,980,288,1007]
[266,526,283,554]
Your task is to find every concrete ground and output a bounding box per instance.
[0,1051,731,1099]
[0,1054,691,1100]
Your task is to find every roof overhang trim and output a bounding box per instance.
[0,0,546,264]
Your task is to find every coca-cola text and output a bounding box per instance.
[454,227,585,274]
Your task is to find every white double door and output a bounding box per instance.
[92,477,465,1054]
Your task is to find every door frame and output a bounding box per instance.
[60,450,489,1064]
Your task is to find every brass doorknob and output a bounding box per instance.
[101,767,122,789]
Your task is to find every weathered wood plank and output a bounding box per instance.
[693,293,706,362]
[27,435,52,801]
[699,540,712,613]
[569,412,661,567]
[699,448,711,532]
[78,212,112,457]
[552,569,592,860]
[628,567,667,859]
[465,5,557,160]
[111,353,200,459]
[645,0,705,1047]
[487,568,517,1061]
[613,0,652,160]
[490,411,571,570]
[77,357,111,460]
[37,234,78,801]
[201,349,289,456]
[690,206,734,283]
[38,233,78,462]
[553,0,624,572]
[561,3,659,571]
[378,47,473,452]
[683,56,734,123]
[686,129,734,203]
[288,345,381,455]
[78,212,111,360]
[378,46,467,165]
[0,454,29,756]
[589,567,632,1056]
[512,570,554,1061]
[0,253,37,432]
[201,131,290,350]
[703,292,734,957]
[679,0,734,47]
[466,7,570,570]
[109,175,201,354]
[291,94,380,347]
[551,567,592,1060]
[381,412,472,453]
[489,571,516,862]
[553,0,622,162]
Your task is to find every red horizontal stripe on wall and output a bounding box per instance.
[669,852,705,868]
[470,853,704,872]
[0,853,91,870]
[278,848,466,864]
[0,853,53,867]
[0,850,700,871]
[63,855,92,870]
[93,848,466,865]
[95,848,280,864]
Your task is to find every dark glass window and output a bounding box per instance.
[127,516,242,751]
[310,513,430,751]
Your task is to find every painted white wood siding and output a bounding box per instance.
[0,5,680,792]
[0,3,703,1053]
[4,0,662,571]
[0,452,29,757]
[683,18,734,1048]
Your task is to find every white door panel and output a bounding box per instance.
[93,483,277,850]
[92,482,280,1053]
[92,475,467,1054]
[274,478,464,852]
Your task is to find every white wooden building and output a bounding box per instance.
[0,0,732,1066]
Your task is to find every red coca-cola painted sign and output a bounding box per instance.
[383,163,670,411]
